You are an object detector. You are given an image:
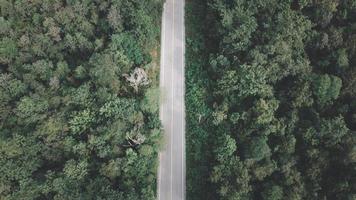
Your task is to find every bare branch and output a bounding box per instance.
[124,68,150,92]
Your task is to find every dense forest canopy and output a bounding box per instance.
[186,0,356,199]
[0,0,163,199]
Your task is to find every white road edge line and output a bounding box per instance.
[171,0,175,199]
[158,2,166,200]
[181,1,185,199]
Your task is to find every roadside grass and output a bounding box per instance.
[185,1,216,199]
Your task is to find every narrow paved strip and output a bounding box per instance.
[158,0,185,199]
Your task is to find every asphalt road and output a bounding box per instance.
[158,0,185,199]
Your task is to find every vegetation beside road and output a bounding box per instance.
[185,1,215,199]
[0,0,163,199]
[186,0,356,199]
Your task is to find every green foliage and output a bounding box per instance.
[0,135,42,181]
[69,109,95,134]
[336,48,349,69]
[319,116,349,146]
[243,136,271,161]
[186,0,356,199]
[312,74,342,105]
[141,87,160,113]
[64,159,89,180]
[261,185,283,200]
[253,98,279,126]
[214,134,237,161]
[89,50,131,92]
[99,98,136,119]
[111,33,147,65]
[0,37,18,64]
[185,1,216,199]
[217,65,273,98]
[210,136,251,199]
[16,96,49,124]
[0,0,163,198]
[0,74,26,98]
[210,0,258,52]
[100,159,121,180]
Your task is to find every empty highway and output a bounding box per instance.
[158,0,185,199]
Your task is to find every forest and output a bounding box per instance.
[0,0,163,199]
[186,0,356,200]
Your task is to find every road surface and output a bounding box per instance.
[158,0,185,199]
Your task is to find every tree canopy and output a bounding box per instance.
[0,0,163,199]
[186,0,356,199]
